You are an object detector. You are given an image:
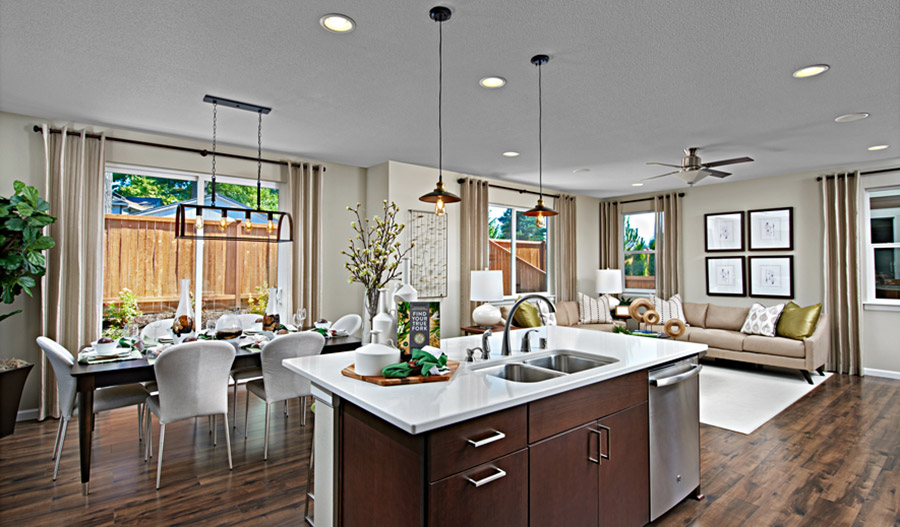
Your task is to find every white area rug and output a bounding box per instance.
[699,363,832,434]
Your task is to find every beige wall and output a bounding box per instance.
[0,111,367,414]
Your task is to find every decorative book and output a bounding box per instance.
[397,301,441,361]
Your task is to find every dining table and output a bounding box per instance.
[69,333,360,494]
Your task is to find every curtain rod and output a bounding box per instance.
[816,167,899,180]
[617,192,685,205]
[457,178,562,199]
[32,125,326,171]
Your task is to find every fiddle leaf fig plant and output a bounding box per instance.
[0,180,56,322]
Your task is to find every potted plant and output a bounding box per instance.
[102,288,142,339]
[0,180,56,437]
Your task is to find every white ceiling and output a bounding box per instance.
[1,0,898,198]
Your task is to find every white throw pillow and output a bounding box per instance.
[538,301,557,326]
[740,303,785,337]
[648,294,687,324]
[578,292,613,324]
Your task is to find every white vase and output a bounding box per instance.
[393,258,418,304]
[170,279,195,343]
[371,288,396,345]
[263,288,282,331]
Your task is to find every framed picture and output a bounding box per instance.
[748,207,793,250]
[749,256,794,298]
[705,211,744,252]
[615,305,631,317]
[706,256,746,296]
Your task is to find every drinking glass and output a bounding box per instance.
[292,308,307,330]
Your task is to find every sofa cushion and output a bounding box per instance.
[513,300,542,328]
[688,328,745,350]
[649,294,686,324]
[706,305,751,331]
[742,335,806,358]
[554,301,580,327]
[538,300,557,326]
[683,302,708,328]
[740,303,785,337]
[578,292,613,324]
[776,302,823,340]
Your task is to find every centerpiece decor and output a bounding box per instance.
[1,180,56,437]
[342,201,414,339]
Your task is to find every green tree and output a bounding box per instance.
[112,173,194,205]
[489,208,512,240]
[515,211,547,242]
[205,182,279,211]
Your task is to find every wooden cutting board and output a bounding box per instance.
[341,360,460,386]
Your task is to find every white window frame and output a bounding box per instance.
[863,185,900,308]
[104,163,285,326]
[488,204,551,299]
[620,210,658,295]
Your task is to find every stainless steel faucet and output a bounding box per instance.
[521,329,538,353]
[501,294,555,356]
[481,329,492,360]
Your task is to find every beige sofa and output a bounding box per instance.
[642,302,829,384]
[500,300,623,332]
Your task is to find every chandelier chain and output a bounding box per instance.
[438,17,443,183]
[538,61,543,199]
[211,101,217,206]
[257,111,263,210]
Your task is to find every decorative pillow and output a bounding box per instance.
[578,293,613,324]
[740,302,785,337]
[538,301,557,326]
[648,294,687,324]
[512,299,542,328]
[776,302,822,340]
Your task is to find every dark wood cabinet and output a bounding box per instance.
[529,422,600,526]
[598,402,650,527]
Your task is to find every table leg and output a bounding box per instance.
[78,378,95,495]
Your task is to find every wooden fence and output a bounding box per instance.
[489,240,547,295]
[103,214,278,312]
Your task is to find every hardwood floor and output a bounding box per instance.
[1,374,898,526]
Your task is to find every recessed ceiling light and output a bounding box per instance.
[502,151,520,157]
[834,113,869,123]
[573,168,590,174]
[632,183,644,187]
[479,76,507,89]
[868,144,889,151]
[792,64,829,78]
[319,14,355,33]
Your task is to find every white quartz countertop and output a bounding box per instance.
[283,325,707,434]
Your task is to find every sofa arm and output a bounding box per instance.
[804,313,830,371]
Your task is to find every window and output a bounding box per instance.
[622,212,656,292]
[488,205,549,296]
[866,187,900,303]
[102,165,283,336]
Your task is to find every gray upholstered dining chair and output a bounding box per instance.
[331,314,362,337]
[36,336,149,481]
[143,340,235,489]
[244,332,325,460]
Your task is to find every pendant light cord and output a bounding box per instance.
[257,110,263,210]
[211,101,217,207]
[438,18,443,184]
[538,61,543,200]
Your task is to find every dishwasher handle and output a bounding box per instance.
[649,364,702,387]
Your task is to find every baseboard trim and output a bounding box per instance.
[17,408,39,422]
[863,368,900,380]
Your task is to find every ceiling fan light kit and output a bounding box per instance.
[644,147,754,186]
[523,54,558,228]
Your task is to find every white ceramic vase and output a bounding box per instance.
[170,279,195,343]
[371,288,396,345]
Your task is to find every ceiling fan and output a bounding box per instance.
[645,147,754,186]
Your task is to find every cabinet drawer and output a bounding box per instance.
[428,449,528,527]
[528,370,647,442]
[427,405,527,481]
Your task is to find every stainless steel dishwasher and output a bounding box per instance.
[648,356,703,521]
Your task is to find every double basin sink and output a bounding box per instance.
[471,349,619,383]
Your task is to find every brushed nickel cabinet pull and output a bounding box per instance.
[467,430,506,448]
[465,467,507,488]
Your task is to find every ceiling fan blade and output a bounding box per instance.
[646,162,682,168]
[643,171,680,181]
[702,156,754,168]
[704,169,731,178]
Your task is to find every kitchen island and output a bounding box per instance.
[284,325,707,527]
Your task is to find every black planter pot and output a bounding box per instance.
[0,363,33,438]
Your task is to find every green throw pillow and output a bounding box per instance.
[513,299,542,328]
[776,302,822,340]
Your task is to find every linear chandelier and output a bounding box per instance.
[175,95,293,243]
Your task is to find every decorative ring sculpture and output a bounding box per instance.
[643,310,661,325]
[664,318,686,338]
[628,298,655,323]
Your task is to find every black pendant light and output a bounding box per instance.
[523,54,558,228]
[418,6,460,216]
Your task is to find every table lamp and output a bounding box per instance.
[596,269,624,306]
[470,269,504,327]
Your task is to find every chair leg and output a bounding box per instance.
[208,415,213,434]
[264,402,271,461]
[137,404,143,442]
[213,414,217,446]
[51,418,63,460]
[284,400,289,417]
[244,389,251,439]
[155,423,166,489]
[223,413,233,470]
[232,382,238,428]
[145,410,153,461]
[302,396,307,427]
[52,418,69,481]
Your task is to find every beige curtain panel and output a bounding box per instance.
[551,194,578,302]
[459,177,490,327]
[289,162,323,324]
[654,193,681,299]
[40,126,106,420]
[599,200,619,269]
[820,172,861,375]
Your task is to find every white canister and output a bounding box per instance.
[355,331,401,377]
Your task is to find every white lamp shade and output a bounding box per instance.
[470,270,504,301]
[596,269,623,295]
